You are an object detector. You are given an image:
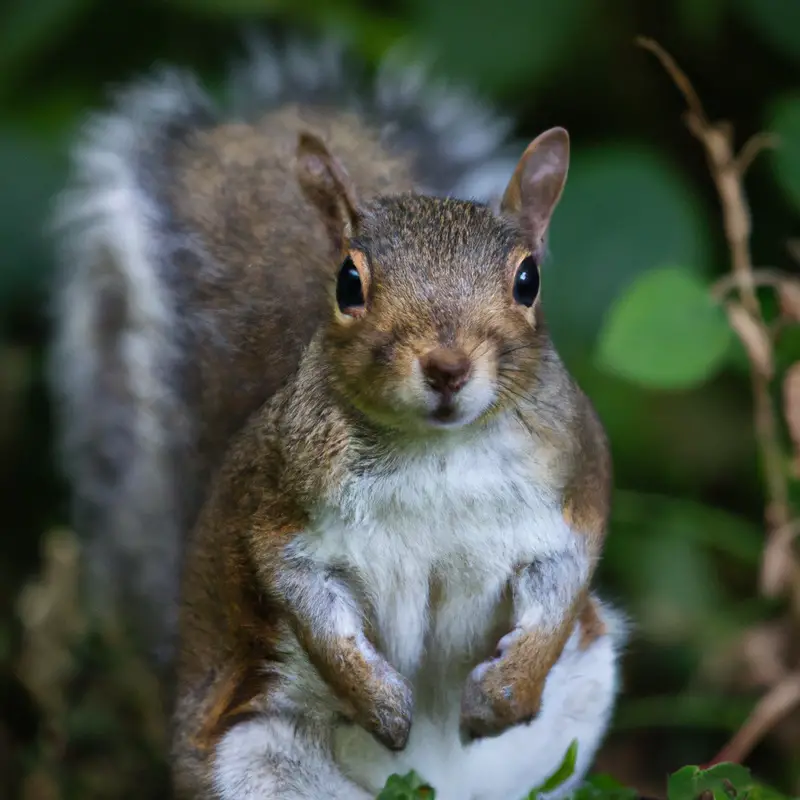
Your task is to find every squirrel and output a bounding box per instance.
[50,33,627,800]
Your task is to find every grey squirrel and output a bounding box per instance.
[50,33,626,800]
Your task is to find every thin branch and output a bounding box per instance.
[637,38,792,538]
[635,38,708,126]
[736,132,780,176]
[709,268,796,301]
[761,520,800,597]
[707,673,800,766]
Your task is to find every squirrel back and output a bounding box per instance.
[49,35,519,666]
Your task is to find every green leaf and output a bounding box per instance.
[667,762,758,800]
[596,266,732,390]
[528,739,579,797]
[767,94,800,213]
[698,762,753,790]
[668,765,701,800]
[376,771,436,799]
[545,146,712,362]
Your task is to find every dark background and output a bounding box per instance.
[1,0,800,798]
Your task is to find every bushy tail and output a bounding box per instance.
[48,32,519,667]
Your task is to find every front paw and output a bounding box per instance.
[459,629,545,745]
[323,633,414,752]
[363,661,414,752]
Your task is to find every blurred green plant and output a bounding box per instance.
[597,266,733,389]
[546,148,713,363]
[376,771,436,799]
[374,744,794,800]
[666,762,791,800]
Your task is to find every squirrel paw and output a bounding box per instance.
[458,629,544,745]
[360,662,414,752]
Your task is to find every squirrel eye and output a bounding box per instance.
[512,256,540,307]
[336,256,365,314]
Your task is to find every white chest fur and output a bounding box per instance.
[307,417,570,677]
[217,417,617,800]
[290,419,614,800]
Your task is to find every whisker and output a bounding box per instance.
[498,343,539,359]
[496,381,532,407]
[469,340,494,362]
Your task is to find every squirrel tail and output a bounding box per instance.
[48,32,518,667]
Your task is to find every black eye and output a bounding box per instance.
[336,256,365,314]
[512,256,540,307]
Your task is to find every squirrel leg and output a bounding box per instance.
[210,715,373,800]
[459,541,590,743]
[511,596,624,800]
[274,553,414,751]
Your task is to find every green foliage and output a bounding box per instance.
[667,763,792,800]
[376,771,436,799]
[510,740,581,799]
[373,741,582,800]
[545,148,711,361]
[596,266,732,390]
[375,760,794,800]
[528,740,579,797]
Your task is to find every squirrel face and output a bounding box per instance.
[296,127,570,434]
[321,196,545,431]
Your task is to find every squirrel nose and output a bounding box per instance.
[420,348,472,394]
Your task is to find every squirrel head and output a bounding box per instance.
[295,127,569,433]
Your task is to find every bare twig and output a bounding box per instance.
[736,132,780,175]
[637,37,800,767]
[707,673,800,766]
[709,268,800,301]
[726,303,774,379]
[635,38,707,126]
[761,520,800,596]
[637,35,793,563]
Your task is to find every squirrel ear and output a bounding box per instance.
[296,132,360,254]
[501,127,569,254]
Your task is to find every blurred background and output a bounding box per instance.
[2,0,800,798]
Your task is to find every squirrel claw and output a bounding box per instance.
[458,655,541,746]
[361,671,414,752]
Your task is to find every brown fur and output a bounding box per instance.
[579,595,609,651]
[460,599,584,739]
[170,110,612,795]
[170,112,422,795]
[164,106,417,528]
